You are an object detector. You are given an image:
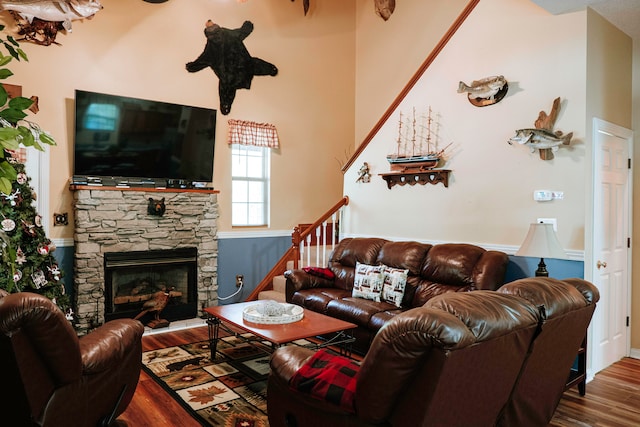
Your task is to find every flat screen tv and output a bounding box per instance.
[73,89,216,186]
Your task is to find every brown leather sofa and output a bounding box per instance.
[0,290,144,427]
[285,237,509,352]
[268,277,599,427]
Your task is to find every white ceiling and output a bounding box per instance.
[532,0,640,40]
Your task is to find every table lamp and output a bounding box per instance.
[516,222,566,277]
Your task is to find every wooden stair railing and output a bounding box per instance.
[245,196,349,301]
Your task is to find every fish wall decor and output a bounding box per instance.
[508,97,572,160]
[0,0,103,45]
[457,75,508,107]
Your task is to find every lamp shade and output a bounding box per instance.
[516,223,566,259]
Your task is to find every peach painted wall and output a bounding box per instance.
[0,0,356,237]
[347,0,635,354]
[345,0,588,251]
[353,0,470,144]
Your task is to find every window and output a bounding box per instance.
[83,103,119,131]
[228,119,279,227]
[231,144,270,226]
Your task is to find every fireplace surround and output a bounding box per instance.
[71,186,219,332]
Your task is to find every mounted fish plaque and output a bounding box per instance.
[457,75,508,107]
[508,97,573,161]
[4,0,103,46]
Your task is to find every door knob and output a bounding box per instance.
[597,260,607,269]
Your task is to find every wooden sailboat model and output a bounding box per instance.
[386,107,450,171]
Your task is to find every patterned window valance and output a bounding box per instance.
[228,119,280,149]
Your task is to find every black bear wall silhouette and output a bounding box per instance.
[186,20,278,115]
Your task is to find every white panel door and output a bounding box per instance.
[590,118,631,374]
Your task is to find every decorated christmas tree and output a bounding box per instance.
[0,160,69,312]
[0,26,66,312]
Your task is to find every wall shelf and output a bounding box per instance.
[379,169,451,189]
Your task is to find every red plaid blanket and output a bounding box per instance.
[289,349,359,413]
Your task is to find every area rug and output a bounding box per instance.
[142,332,314,427]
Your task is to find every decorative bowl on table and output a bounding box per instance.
[242,300,304,324]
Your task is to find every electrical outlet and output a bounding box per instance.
[53,212,68,226]
[235,275,244,288]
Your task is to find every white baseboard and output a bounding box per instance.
[629,348,640,359]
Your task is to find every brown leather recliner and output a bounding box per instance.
[0,290,144,427]
[268,290,543,427]
[497,277,600,427]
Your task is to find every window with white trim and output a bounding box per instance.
[231,144,270,226]
[228,119,279,227]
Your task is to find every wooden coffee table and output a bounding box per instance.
[204,301,356,360]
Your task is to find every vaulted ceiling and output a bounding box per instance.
[532,0,640,40]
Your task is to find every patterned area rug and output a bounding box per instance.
[142,332,313,427]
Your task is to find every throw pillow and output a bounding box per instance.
[352,262,384,302]
[303,266,336,280]
[381,265,409,307]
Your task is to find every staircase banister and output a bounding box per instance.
[295,196,349,244]
[244,196,349,302]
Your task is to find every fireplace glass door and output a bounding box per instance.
[104,248,197,323]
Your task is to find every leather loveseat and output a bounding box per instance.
[268,277,599,427]
[0,290,144,427]
[285,237,509,353]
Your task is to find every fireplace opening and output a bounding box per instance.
[104,248,198,324]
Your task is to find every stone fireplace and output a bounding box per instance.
[71,187,218,332]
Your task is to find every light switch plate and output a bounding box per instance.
[533,190,553,201]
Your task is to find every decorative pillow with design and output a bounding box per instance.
[381,265,409,307]
[302,266,336,280]
[352,262,384,302]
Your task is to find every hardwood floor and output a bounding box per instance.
[118,325,640,426]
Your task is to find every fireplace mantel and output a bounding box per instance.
[71,187,219,333]
[70,184,219,194]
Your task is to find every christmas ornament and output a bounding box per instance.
[35,214,42,227]
[32,270,47,289]
[48,264,61,281]
[13,270,22,282]
[1,218,15,232]
[22,220,36,237]
[16,247,26,265]
[37,244,49,255]
[16,172,27,184]
[2,189,22,207]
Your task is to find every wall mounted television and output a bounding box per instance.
[73,89,216,187]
